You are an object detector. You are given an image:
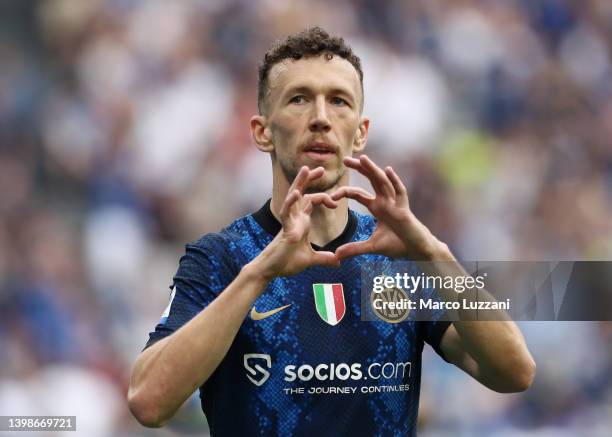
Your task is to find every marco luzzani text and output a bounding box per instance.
[372,273,511,311]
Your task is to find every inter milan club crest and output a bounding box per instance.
[312,283,346,326]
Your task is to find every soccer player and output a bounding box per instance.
[128,27,535,436]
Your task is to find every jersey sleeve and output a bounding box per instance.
[418,277,452,361]
[144,235,239,349]
[421,319,451,361]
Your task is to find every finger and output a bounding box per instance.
[330,186,375,207]
[343,156,362,167]
[298,166,325,193]
[303,195,313,215]
[343,156,386,196]
[289,166,310,193]
[304,193,337,215]
[310,250,341,267]
[304,193,338,209]
[279,189,301,221]
[343,156,372,180]
[335,240,374,260]
[384,166,406,195]
[385,166,409,208]
[359,155,396,198]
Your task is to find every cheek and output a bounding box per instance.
[272,115,303,144]
[337,115,360,143]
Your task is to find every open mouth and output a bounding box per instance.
[303,143,336,160]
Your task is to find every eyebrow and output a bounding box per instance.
[284,84,357,102]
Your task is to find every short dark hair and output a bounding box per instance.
[257,26,363,114]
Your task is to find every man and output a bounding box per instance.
[128,27,535,436]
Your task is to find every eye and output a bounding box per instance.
[331,96,348,106]
[289,95,307,104]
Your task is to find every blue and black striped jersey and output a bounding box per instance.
[146,200,450,437]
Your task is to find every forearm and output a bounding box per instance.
[452,320,534,390]
[420,243,535,390]
[128,262,269,427]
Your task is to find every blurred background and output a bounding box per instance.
[1,0,611,435]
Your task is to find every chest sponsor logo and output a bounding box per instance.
[371,286,410,323]
[313,283,345,325]
[244,353,271,386]
[250,304,291,321]
[243,353,412,394]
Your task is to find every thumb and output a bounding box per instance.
[311,251,341,267]
[335,240,374,260]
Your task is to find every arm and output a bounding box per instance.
[330,154,536,393]
[128,265,269,427]
[440,322,535,392]
[128,166,340,427]
[425,245,536,393]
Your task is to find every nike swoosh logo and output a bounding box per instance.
[250,304,292,321]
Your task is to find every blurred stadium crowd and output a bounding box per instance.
[0,0,611,435]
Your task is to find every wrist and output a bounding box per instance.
[422,239,454,261]
[401,213,454,261]
[243,256,276,286]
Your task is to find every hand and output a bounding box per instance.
[254,166,341,280]
[330,155,445,261]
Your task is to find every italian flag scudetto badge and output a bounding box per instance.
[313,283,346,326]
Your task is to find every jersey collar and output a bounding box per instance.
[252,198,357,252]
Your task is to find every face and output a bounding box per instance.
[254,54,368,192]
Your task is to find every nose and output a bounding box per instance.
[309,97,331,133]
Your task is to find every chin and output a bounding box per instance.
[279,159,343,192]
[305,170,343,193]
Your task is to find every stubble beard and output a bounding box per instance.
[279,158,344,193]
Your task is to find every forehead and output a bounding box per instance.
[266,54,361,101]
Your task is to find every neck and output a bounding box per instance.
[270,166,349,248]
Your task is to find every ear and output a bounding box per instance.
[250,115,274,153]
[353,116,369,153]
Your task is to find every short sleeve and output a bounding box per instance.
[418,277,451,361]
[421,320,451,361]
[144,236,239,349]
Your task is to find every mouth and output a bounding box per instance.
[303,142,337,161]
